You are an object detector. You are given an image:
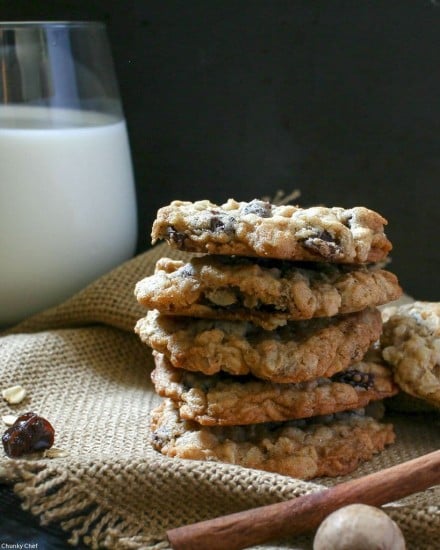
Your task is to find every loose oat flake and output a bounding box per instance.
[2,385,27,404]
[43,447,68,459]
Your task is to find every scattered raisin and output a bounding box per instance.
[302,230,343,259]
[315,230,334,243]
[332,370,374,390]
[343,214,353,228]
[209,212,236,234]
[180,266,195,278]
[151,426,172,448]
[166,226,187,246]
[241,199,272,218]
[2,411,55,458]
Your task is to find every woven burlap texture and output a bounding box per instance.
[0,242,439,550]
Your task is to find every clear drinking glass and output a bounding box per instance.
[0,21,137,326]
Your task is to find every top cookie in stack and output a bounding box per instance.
[135,198,402,480]
[150,198,392,263]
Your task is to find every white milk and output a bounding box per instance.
[0,105,138,326]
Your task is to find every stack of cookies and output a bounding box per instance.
[134,198,403,480]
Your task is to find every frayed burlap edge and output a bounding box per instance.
[1,458,325,550]
[2,460,189,549]
[2,455,440,550]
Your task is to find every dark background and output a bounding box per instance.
[3,0,440,297]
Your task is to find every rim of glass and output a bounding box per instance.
[0,21,105,29]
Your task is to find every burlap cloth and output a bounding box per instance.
[0,243,439,549]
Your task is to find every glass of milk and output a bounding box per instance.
[0,21,138,327]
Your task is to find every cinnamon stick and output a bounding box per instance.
[167,449,440,550]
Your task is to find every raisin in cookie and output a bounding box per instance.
[135,255,401,328]
[151,199,392,263]
[136,307,382,383]
[151,352,399,426]
[150,399,395,479]
[380,301,440,408]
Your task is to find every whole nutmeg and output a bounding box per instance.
[313,503,406,550]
